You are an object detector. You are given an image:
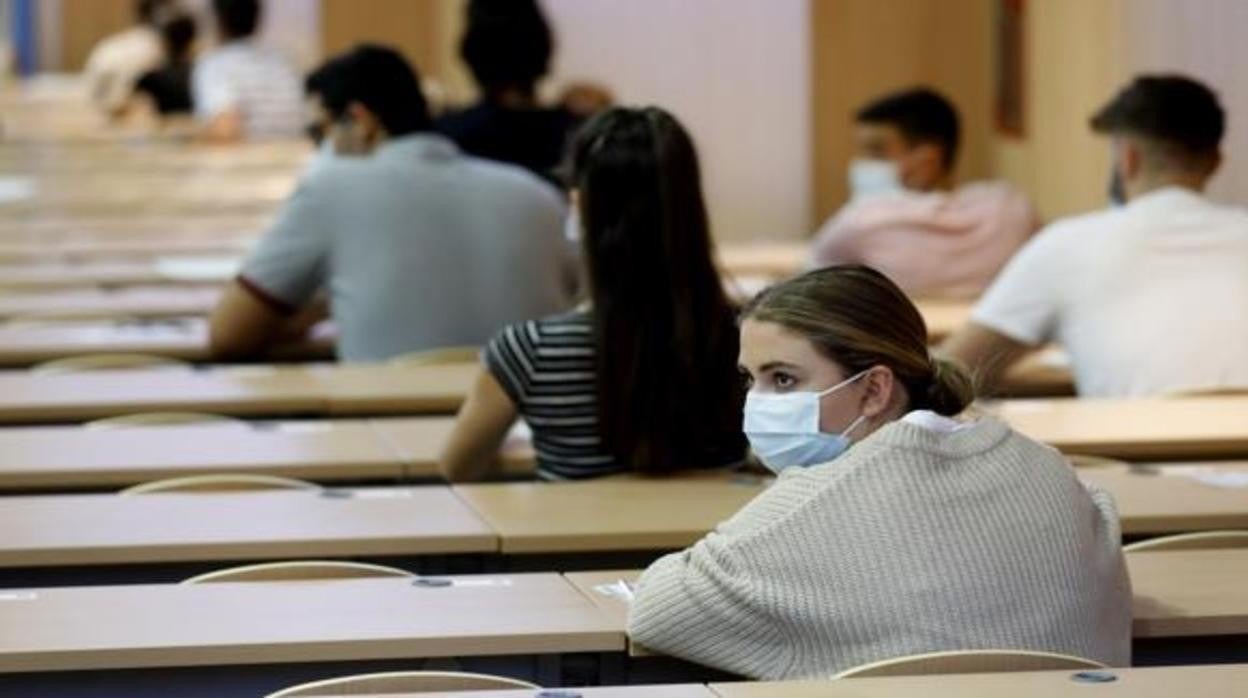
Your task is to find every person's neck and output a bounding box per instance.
[488,86,538,109]
[1127,171,1208,200]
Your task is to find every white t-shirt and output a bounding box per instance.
[191,40,302,139]
[973,186,1248,397]
[85,26,163,113]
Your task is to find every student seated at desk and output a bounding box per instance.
[440,107,747,481]
[85,0,172,119]
[192,0,302,141]
[629,265,1131,679]
[132,12,197,119]
[209,45,576,362]
[810,88,1038,297]
[943,75,1248,397]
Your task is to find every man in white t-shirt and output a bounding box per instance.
[84,0,172,117]
[943,75,1248,398]
[192,0,302,141]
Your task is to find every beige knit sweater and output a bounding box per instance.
[628,416,1132,679]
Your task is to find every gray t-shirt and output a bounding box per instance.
[239,134,578,362]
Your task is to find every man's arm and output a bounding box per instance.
[939,322,1033,396]
[208,280,290,360]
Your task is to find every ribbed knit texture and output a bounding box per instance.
[628,417,1133,679]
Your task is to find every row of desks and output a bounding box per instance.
[0,551,1242,693]
[0,468,1243,574]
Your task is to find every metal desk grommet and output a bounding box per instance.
[1071,671,1119,684]
[319,489,352,499]
[535,692,582,698]
[412,577,453,588]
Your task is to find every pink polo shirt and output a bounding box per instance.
[811,181,1039,297]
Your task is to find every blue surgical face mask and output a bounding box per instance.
[847,158,903,200]
[744,370,869,473]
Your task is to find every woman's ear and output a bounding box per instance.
[858,366,897,419]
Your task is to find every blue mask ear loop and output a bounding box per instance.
[814,370,871,441]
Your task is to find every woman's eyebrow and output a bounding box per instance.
[757,361,800,373]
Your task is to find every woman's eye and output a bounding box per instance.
[774,372,797,389]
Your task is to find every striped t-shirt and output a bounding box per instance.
[486,312,614,480]
[192,41,303,139]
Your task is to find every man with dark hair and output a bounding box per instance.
[435,0,586,182]
[210,45,577,362]
[811,86,1038,296]
[85,0,175,117]
[944,75,1248,397]
[192,0,301,141]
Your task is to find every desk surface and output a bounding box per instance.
[455,477,768,554]
[0,258,238,289]
[0,362,474,424]
[1082,464,1248,534]
[994,396,1248,460]
[0,420,402,490]
[708,664,1248,697]
[0,238,252,263]
[0,486,495,568]
[341,687,712,698]
[0,286,221,320]
[567,549,1248,643]
[0,318,332,366]
[372,417,536,479]
[0,574,621,674]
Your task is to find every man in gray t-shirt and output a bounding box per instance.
[209,45,577,362]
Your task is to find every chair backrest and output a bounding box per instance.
[389,347,481,367]
[119,474,321,496]
[182,560,414,585]
[86,412,244,430]
[31,353,189,376]
[264,671,538,697]
[834,649,1106,679]
[1124,530,1248,553]
[1165,387,1248,398]
[1066,454,1129,469]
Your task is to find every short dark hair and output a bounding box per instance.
[856,87,961,169]
[1090,75,1224,165]
[460,0,553,95]
[136,0,173,25]
[212,0,260,40]
[307,45,431,137]
[158,13,197,62]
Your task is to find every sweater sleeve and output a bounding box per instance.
[627,528,794,679]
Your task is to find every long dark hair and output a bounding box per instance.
[567,107,746,472]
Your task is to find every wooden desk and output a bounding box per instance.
[0,318,332,366]
[0,574,622,694]
[708,664,1248,697]
[566,549,1248,644]
[0,486,494,569]
[0,258,238,289]
[454,477,767,554]
[993,396,1248,460]
[0,286,221,320]
[0,365,327,424]
[337,687,712,698]
[0,238,252,263]
[371,417,536,479]
[0,363,471,424]
[1082,465,1248,535]
[0,420,402,490]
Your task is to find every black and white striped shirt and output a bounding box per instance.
[486,312,617,480]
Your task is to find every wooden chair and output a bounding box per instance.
[119,474,321,496]
[182,560,413,585]
[389,347,481,367]
[834,649,1106,679]
[31,353,189,376]
[86,412,244,430]
[1124,530,1248,553]
[264,671,538,697]
[1165,387,1248,398]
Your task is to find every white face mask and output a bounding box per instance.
[744,370,869,473]
[847,158,903,200]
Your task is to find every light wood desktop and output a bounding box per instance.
[0,259,237,289]
[708,664,1248,698]
[371,416,537,479]
[454,476,766,554]
[1081,464,1248,535]
[566,548,1248,646]
[0,420,403,490]
[0,574,622,674]
[342,687,713,698]
[0,362,475,424]
[0,317,333,366]
[0,486,495,568]
[0,238,252,264]
[993,396,1248,460]
[0,286,221,321]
